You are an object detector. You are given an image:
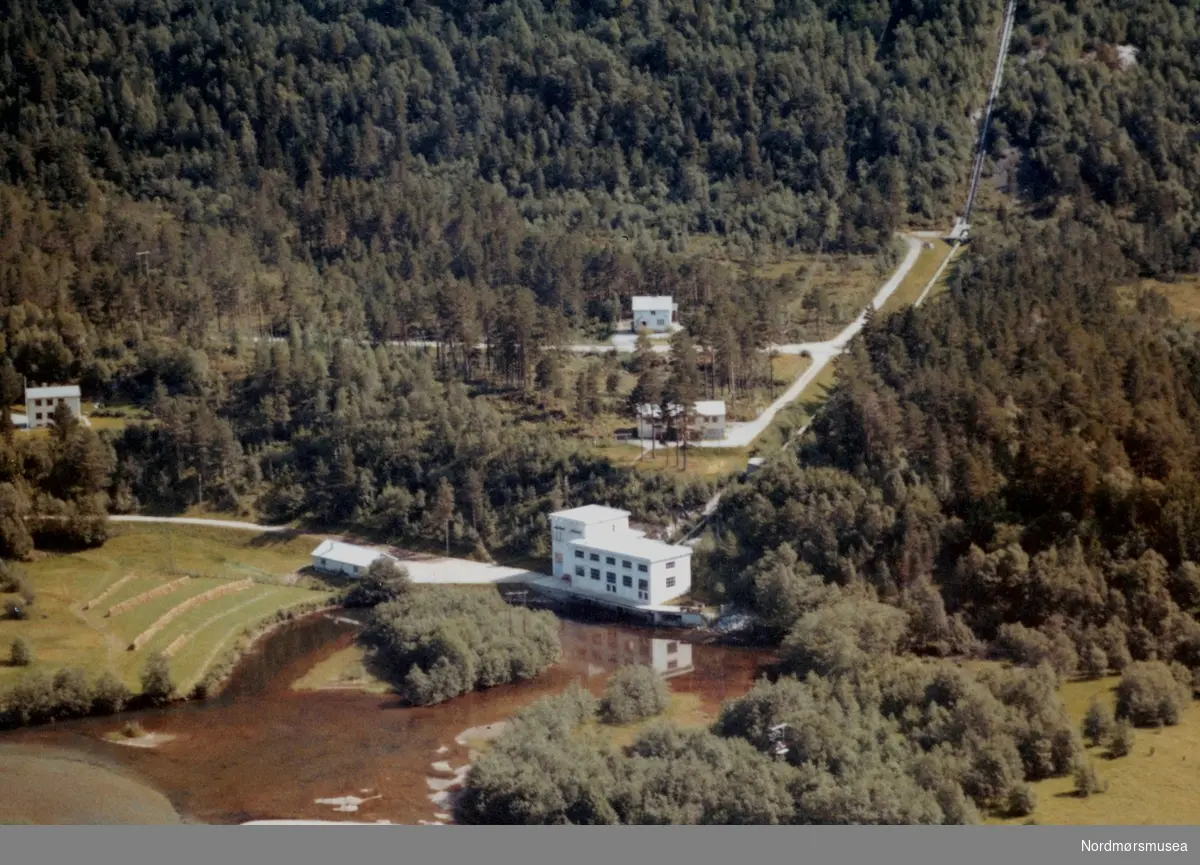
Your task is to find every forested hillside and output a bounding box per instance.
[0,0,1198,568]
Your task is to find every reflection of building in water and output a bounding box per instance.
[560,627,694,679]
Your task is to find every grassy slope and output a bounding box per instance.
[291,643,394,695]
[990,674,1200,825]
[0,524,330,694]
[881,239,955,314]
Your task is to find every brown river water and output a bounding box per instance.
[0,613,768,824]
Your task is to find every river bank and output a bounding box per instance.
[0,612,769,824]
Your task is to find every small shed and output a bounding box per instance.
[311,539,395,578]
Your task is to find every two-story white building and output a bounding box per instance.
[549,505,692,608]
[24,385,82,429]
[636,400,726,441]
[631,296,678,333]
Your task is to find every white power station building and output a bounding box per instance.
[549,505,692,608]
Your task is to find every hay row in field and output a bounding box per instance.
[82,573,136,611]
[162,591,271,658]
[129,579,255,651]
[107,577,190,617]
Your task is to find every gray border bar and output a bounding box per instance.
[2,826,1198,865]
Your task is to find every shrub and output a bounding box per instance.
[600,665,670,724]
[781,599,910,678]
[51,668,93,718]
[1115,661,1191,727]
[1081,644,1108,680]
[1107,719,1135,759]
[1006,784,1037,818]
[3,672,55,725]
[140,651,175,705]
[1081,698,1114,747]
[994,623,1076,680]
[3,598,28,620]
[122,720,147,738]
[92,671,132,714]
[366,586,560,706]
[343,558,411,608]
[1073,760,1106,797]
[9,637,31,667]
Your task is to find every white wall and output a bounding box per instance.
[313,556,365,577]
[25,395,81,429]
[648,555,690,604]
[561,541,691,606]
[551,515,628,579]
[634,310,672,332]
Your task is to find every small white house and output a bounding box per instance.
[549,505,692,607]
[24,384,82,429]
[311,539,396,577]
[636,400,726,441]
[631,296,677,333]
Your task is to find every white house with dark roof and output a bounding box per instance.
[24,385,81,429]
[549,505,691,607]
[631,296,677,332]
[311,539,397,578]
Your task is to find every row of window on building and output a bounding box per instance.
[573,549,676,570]
[571,565,675,600]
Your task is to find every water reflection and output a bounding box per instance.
[0,613,764,824]
[559,626,695,679]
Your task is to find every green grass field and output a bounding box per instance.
[989,674,1200,825]
[881,238,956,315]
[1118,276,1200,323]
[0,524,331,696]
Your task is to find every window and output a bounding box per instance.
[589,553,599,562]
[574,550,584,559]
[666,576,676,588]
[638,591,648,601]
[590,568,600,580]
[637,564,648,573]
[35,413,42,420]
[638,579,648,591]
[606,584,616,594]
[622,575,632,588]
[606,572,616,584]
[667,659,678,670]
[553,526,564,542]
[667,642,678,654]
[666,561,676,569]
[605,556,615,565]
[575,566,585,577]
[622,560,632,569]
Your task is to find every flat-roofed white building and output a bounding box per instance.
[24,384,81,429]
[311,539,397,578]
[631,296,678,332]
[550,505,691,607]
[636,400,726,441]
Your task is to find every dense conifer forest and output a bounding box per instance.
[2,0,1200,822]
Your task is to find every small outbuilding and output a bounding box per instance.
[311,539,396,578]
